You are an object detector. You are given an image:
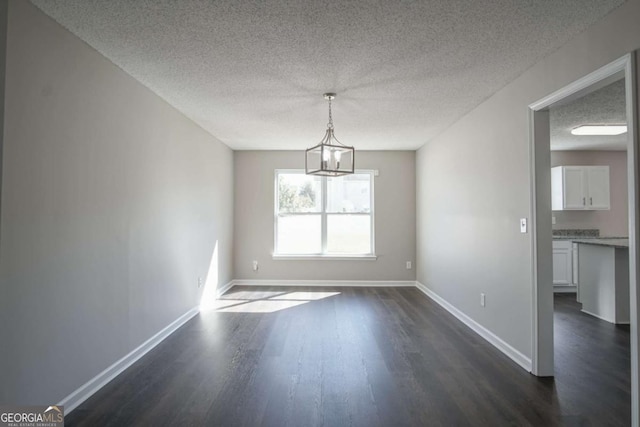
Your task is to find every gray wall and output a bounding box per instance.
[234,150,416,281]
[0,0,7,406]
[0,1,233,405]
[551,150,628,237]
[416,0,640,359]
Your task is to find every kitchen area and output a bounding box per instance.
[543,64,633,426]
[550,77,630,325]
[553,228,629,324]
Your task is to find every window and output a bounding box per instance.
[275,170,374,257]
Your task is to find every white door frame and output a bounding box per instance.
[528,52,639,424]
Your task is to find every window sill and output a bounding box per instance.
[272,254,378,261]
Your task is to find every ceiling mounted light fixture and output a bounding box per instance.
[571,124,628,136]
[305,93,355,176]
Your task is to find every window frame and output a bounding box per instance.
[273,169,376,260]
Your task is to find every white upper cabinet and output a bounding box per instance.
[586,166,610,209]
[551,166,610,211]
[561,167,587,209]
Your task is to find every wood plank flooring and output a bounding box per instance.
[65,287,630,426]
[553,293,630,426]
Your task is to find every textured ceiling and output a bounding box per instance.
[30,0,626,150]
[550,79,627,151]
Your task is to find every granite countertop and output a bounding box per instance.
[552,235,627,240]
[552,229,599,239]
[572,238,629,248]
[551,229,628,247]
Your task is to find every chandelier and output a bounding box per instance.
[305,93,355,176]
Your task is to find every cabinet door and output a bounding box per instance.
[586,166,610,210]
[553,247,573,285]
[563,167,586,209]
[573,243,580,301]
[572,243,579,285]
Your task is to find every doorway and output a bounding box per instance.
[529,53,639,423]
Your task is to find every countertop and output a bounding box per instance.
[552,236,597,240]
[552,235,626,241]
[551,229,628,247]
[552,229,599,239]
[572,238,629,248]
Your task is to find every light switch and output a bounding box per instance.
[520,218,527,233]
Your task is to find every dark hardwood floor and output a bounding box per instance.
[553,293,630,426]
[65,287,630,426]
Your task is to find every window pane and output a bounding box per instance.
[277,215,321,254]
[327,215,371,254]
[326,174,371,213]
[277,173,322,213]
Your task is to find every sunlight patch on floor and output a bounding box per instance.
[207,290,341,313]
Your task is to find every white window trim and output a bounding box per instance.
[273,169,376,259]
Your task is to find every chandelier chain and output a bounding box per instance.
[327,97,333,129]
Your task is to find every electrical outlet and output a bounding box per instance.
[406,261,412,270]
[198,277,202,288]
[480,293,486,307]
[552,216,556,225]
[252,260,259,271]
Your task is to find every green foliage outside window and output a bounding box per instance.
[278,177,316,212]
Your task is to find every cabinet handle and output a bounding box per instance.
[590,197,592,205]
[583,197,585,206]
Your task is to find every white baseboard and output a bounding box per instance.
[580,308,630,325]
[216,280,235,298]
[580,308,617,324]
[230,279,416,288]
[59,306,200,415]
[553,285,577,293]
[415,281,532,372]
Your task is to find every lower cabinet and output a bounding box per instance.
[553,240,573,286]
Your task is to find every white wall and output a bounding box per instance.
[234,150,415,281]
[416,0,640,360]
[0,1,233,405]
[551,150,628,237]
